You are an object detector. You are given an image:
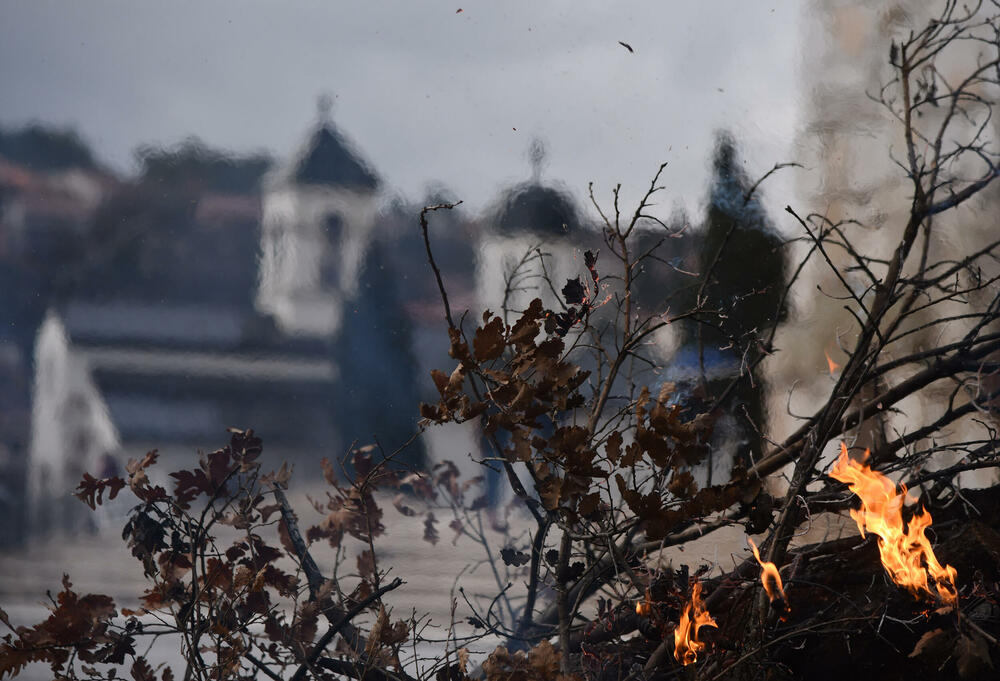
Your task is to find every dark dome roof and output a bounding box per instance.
[294,124,379,190]
[492,182,581,237]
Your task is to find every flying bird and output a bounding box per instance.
[618,41,634,53]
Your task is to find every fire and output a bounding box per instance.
[673,581,717,666]
[824,349,841,375]
[636,588,652,616]
[828,442,958,606]
[747,537,788,611]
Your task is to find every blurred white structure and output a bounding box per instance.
[257,102,381,337]
[476,143,593,321]
[768,0,1000,483]
[29,312,120,535]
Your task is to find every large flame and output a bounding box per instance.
[747,537,788,611]
[673,581,717,666]
[828,442,958,606]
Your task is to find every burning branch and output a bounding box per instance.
[747,537,789,616]
[828,442,958,607]
[673,581,717,666]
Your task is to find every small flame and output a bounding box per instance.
[747,537,788,610]
[636,589,652,616]
[673,581,717,666]
[829,442,958,606]
[824,350,841,375]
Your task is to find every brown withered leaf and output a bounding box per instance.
[277,516,296,555]
[448,327,470,360]
[578,492,601,517]
[528,640,560,681]
[0,643,45,679]
[482,646,522,681]
[499,547,530,567]
[461,475,485,495]
[474,316,506,361]
[562,277,586,305]
[366,604,390,656]
[75,473,126,510]
[605,431,622,465]
[956,631,993,678]
[434,460,463,499]
[909,628,950,660]
[320,457,338,486]
[537,475,563,511]
[615,474,662,520]
[509,298,545,347]
[233,565,254,591]
[447,364,467,393]
[536,337,564,360]
[449,518,464,544]
[274,461,293,487]
[507,428,533,462]
[392,493,417,517]
[384,618,409,646]
[400,472,437,502]
[357,549,376,581]
[437,662,467,681]
[668,471,697,499]
[430,369,451,397]
[584,249,599,282]
[353,446,377,479]
[365,604,408,668]
[202,558,232,593]
[635,429,671,466]
[131,657,156,681]
[621,441,643,467]
[423,511,440,545]
[126,450,158,477]
[170,468,212,508]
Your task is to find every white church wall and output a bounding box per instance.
[29,313,120,538]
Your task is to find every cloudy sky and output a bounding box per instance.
[1,1,804,217]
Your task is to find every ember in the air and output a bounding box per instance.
[824,349,841,375]
[829,442,958,606]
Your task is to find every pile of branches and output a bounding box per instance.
[3,2,1000,680]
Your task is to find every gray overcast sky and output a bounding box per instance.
[0,1,803,216]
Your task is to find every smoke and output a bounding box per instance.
[767,0,1000,488]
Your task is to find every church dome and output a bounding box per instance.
[490,181,581,238]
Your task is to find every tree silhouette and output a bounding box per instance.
[687,132,788,464]
[334,240,426,468]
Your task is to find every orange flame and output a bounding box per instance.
[636,588,652,616]
[747,537,788,610]
[828,442,958,606]
[673,581,717,666]
[824,350,841,375]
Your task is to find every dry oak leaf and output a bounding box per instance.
[474,315,506,361]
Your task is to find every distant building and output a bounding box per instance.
[0,131,118,546]
[15,128,348,539]
[477,144,593,319]
[257,104,381,338]
[28,302,340,536]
